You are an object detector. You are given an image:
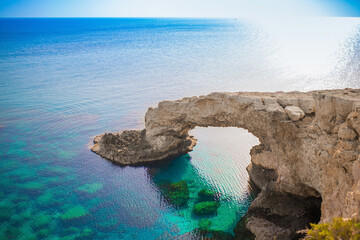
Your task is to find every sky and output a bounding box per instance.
[0,0,360,18]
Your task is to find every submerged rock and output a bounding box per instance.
[160,180,189,207]
[37,192,57,207]
[20,181,44,190]
[177,229,234,240]
[45,166,70,174]
[193,188,221,216]
[193,229,234,240]
[0,200,14,221]
[5,226,21,239]
[198,219,212,230]
[37,228,51,238]
[192,201,220,216]
[61,205,88,220]
[198,189,219,202]
[81,228,95,238]
[33,213,52,229]
[77,183,103,194]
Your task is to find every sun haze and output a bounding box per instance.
[0,0,360,18]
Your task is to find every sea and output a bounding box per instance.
[0,17,359,239]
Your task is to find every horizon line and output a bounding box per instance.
[1,16,359,19]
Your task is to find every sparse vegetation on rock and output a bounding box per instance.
[304,218,360,240]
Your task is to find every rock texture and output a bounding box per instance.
[235,166,322,240]
[92,89,360,239]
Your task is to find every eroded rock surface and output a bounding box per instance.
[92,89,360,239]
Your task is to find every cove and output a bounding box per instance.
[147,127,260,238]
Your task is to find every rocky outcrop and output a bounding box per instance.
[235,165,322,240]
[92,89,360,239]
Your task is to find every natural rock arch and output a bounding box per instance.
[92,89,360,238]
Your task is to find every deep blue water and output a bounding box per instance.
[0,18,360,239]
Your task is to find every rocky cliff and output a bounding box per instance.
[91,89,360,239]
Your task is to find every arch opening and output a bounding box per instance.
[146,126,260,238]
[188,127,259,199]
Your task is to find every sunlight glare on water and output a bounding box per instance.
[189,127,259,200]
[255,17,360,77]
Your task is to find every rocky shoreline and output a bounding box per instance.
[92,89,360,239]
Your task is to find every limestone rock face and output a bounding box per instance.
[285,106,305,121]
[236,184,321,240]
[92,89,360,239]
[338,123,357,140]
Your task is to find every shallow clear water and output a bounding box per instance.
[0,18,360,239]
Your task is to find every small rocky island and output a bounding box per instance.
[92,89,360,239]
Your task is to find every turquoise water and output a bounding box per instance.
[1,18,360,239]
